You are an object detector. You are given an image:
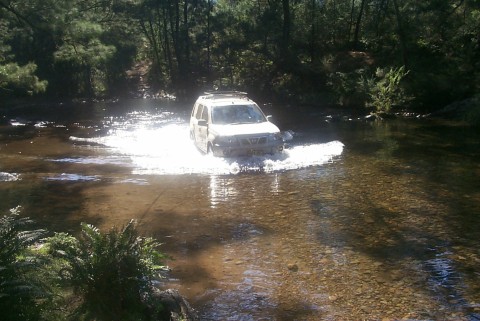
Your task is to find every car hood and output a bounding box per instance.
[210,121,280,136]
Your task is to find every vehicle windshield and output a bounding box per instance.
[211,104,267,125]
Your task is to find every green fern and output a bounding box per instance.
[47,220,167,321]
[0,207,49,321]
[363,66,411,113]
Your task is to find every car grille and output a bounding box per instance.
[240,136,267,146]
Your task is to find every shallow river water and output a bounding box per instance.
[1,99,479,320]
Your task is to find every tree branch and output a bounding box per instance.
[0,0,37,30]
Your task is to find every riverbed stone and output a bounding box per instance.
[328,295,339,302]
[287,263,299,271]
[152,289,198,321]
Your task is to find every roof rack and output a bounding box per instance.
[203,91,248,99]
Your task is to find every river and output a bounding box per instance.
[1,99,479,320]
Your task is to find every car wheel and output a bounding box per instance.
[207,143,215,156]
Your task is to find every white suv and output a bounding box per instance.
[189,91,284,157]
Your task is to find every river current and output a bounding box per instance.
[1,99,479,320]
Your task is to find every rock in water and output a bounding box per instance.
[152,289,198,321]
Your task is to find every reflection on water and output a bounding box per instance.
[43,173,101,182]
[209,176,238,208]
[0,172,20,182]
[1,100,480,320]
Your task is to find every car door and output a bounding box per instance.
[196,105,209,152]
[191,104,209,152]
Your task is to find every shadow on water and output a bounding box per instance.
[0,167,117,234]
[308,118,480,319]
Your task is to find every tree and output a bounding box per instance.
[0,0,478,108]
[0,62,48,96]
[0,0,140,98]
[54,21,116,97]
[0,17,47,96]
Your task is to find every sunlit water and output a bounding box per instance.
[1,100,480,320]
[66,112,344,175]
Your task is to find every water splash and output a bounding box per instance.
[67,122,343,175]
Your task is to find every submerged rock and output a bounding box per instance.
[152,289,198,321]
[287,263,299,272]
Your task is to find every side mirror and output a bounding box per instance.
[266,115,273,121]
[198,119,208,127]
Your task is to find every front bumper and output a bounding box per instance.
[212,136,284,157]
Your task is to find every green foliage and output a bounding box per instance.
[0,0,478,108]
[0,207,49,321]
[327,69,367,107]
[0,62,48,95]
[53,19,117,97]
[54,22,116,67]
[0,0,138,98]
[0,209,171,321]
[47,220,167,321]
[0,19,48,95]
[362,66,411,113]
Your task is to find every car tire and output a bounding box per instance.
[207,143,215,156]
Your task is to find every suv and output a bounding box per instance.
[189,91,284,157]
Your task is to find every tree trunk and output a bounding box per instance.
[309,0,316,63]
[148,19,163,77]
[392,0,408,67]
[353,0,367,50]
[162,6,174,81]
[281,0,291,60]
[374,0,388,38]
[348,0,355,43]
[206,0,212,83]
[183,0,190,69]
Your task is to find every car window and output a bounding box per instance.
[195,104,204,120]
[201,105,209,121]
[212,104,266,124]
[191,104,197,118]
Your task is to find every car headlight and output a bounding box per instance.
[268,133,283,142]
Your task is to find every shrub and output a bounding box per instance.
[362,66,411,113]
[46,220,167,321]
